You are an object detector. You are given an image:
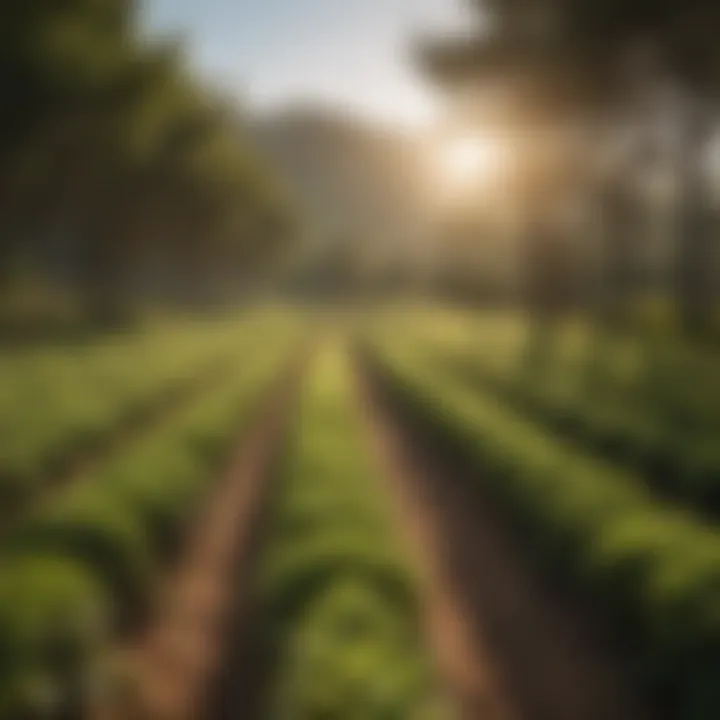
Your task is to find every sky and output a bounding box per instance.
[141,0,471,128]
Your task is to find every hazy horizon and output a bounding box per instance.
[141,0,472,128]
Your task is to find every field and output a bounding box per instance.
[0,307,717,720]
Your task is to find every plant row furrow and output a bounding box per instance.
[370,338,720,719]
[256,347,446,719]
[0,326,298,718]
[0,313,290,509]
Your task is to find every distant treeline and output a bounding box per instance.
[420,0,720,340]
[0,1,293,326]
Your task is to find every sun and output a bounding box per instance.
[438,135,505,193]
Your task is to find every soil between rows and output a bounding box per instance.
[97,350,648,720]
[356,358,647,720]
[97,365,302,720]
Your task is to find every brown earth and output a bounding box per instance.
[356,360,647,720]
[96,366,302,720]
[93,344,648,720]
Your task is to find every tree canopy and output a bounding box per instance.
[0,0,294,323]
[420,0,720,337]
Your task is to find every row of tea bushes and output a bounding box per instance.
[0,328,299,718]
[370,338,720,720]
[392,311,720,517]
[0,314,287,507]
[257,347,446,720]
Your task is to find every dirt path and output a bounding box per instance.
[356,360,646,720]
[99,366,302,720]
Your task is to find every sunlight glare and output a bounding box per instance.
[439,135,505,194]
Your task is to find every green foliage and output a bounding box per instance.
[390,310,720,516]
[259,347,444,719]
[0,557,106,719]
[0,314,300,718]
[0,316,269,506]
[0,2,294,319]
[371,324,720,719]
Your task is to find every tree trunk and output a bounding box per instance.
[596,178,640,330]
[674,120,717,341]
[78,223,134,328]
[519,209,569,374]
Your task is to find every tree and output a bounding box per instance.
[418,1,587,375]
[420,0,720,339]
[0,1,294,324]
